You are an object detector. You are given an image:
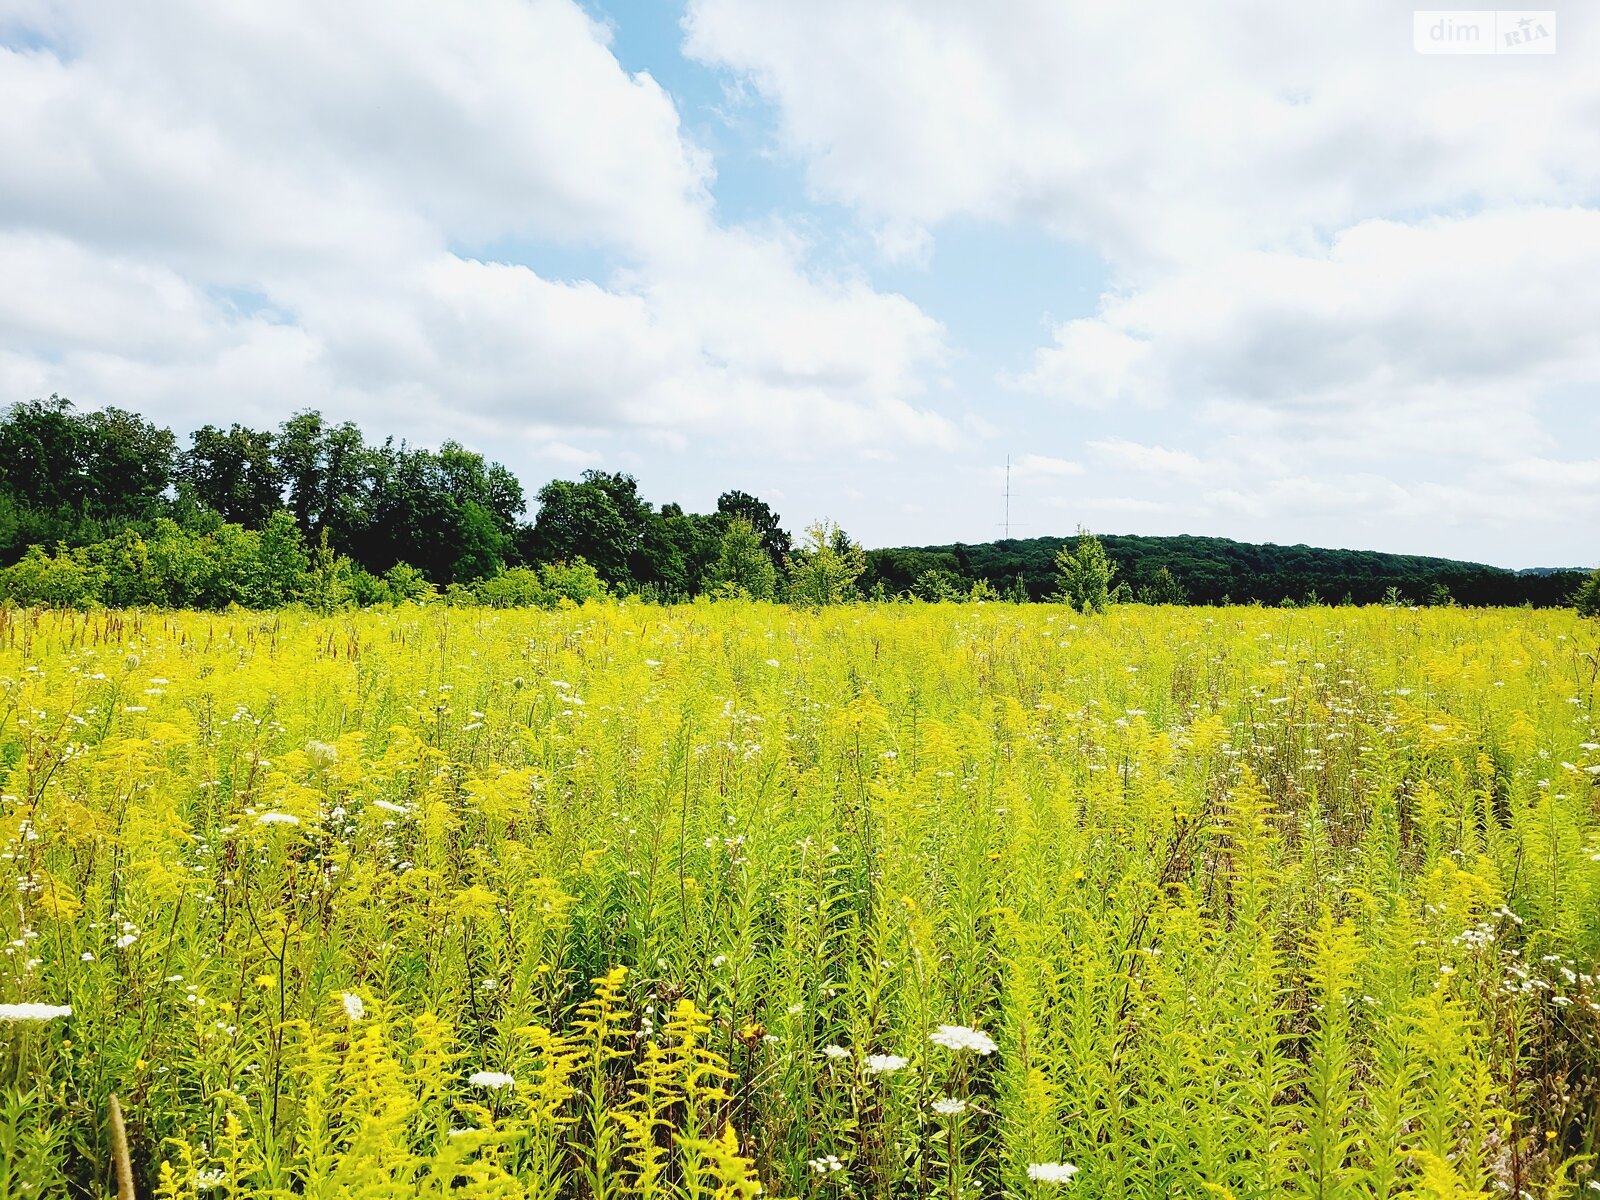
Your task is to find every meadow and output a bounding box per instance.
[1,601,1597,1199]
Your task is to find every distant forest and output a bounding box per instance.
[867,536,1592,608]
[0,395,1592,609]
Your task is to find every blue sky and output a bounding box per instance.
[1,0,1597,566]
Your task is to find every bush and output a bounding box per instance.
[0,545,102,608]
[477,566,550,609]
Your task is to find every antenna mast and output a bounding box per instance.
[1003,454,1011,540]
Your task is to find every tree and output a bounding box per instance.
[1055,528,1117,613]
[247,511,311,607]
[1575,569,1600,619]
[1138,565,1187,606]
[307,529,352,613]
[274,411,373,544]
[706,516,777,600]
[81,407,177,520]
[784,520,866,607]
[717,490,791,570]
[357,440,523,583]
[524,471,651,588]
[0,396,87,513]
[0,397,175,556]
[911,567,962,602]
[178,423,284,526]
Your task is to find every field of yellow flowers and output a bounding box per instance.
[1,601,1598,1199]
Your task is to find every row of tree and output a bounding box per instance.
[1,395,1594,611]
[0,396,803,600]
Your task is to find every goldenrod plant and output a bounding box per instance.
[0,600,1596,1197]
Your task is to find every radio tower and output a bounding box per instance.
[1002,455,1012,540]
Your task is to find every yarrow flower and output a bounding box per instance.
[468,1070,515,1090]
[929,1024,997,1055]
[341,992,365,1022]
[821,1044,851,1060]
[305,740,338,769]
[257,812,300,827]
[864,1054,909,1074]
[931,1097,967,1115]
[1027,1162,1079,1184]
[0,1002,72,1021]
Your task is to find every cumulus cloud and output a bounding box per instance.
[1019,208,1600,461]
[685,0,1600,272]
[685,0,1600,558]
[0,0,951,455]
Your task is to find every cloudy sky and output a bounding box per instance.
[1,1,1596,566]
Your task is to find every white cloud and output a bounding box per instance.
[1009,454,1081,480]
[1088,439,1207,480]
[0,0,951,456]
[685,0,1600,272]
[1018,208,1600,467]
[684,0,1600,558]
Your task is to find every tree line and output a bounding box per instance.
[0,395,1594,611]
[870,532,1595,609]
[0,395,852,609]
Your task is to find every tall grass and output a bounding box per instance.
[0,601,1596,1198]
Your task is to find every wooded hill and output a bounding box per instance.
[865,534,1591,607]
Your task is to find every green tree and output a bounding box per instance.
[911,567,962,602]
[0,397,175,556]
[1138,565,1188,605]
[274,411,373,544]
[247,511,311,607]
[524,472,649,588]
[717,490,790,571]
[784,520,866,607]
[306,529,353,613]
[178,423,284,526]
[706,516,777,600]
[383,562,437,604]
[1574,569,1600,618]
[1055,527,1117,613]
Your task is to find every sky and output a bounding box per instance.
[0,1,1596,568]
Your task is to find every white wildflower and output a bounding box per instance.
[808,1154,844,1175]
[0,1002,72,1021]
[932,1097,967,1116]
[468,1071,516,1090]
[929,1024,998,1054]
[1027,1162,1079,1184]
[864,1054,908,1074]
[341,992,365,1021]
[257,812,300,827]
[821,1044,851,1060]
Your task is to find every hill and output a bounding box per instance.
[864,532,1592,606]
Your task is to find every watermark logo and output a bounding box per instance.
[1414,10,1556,53]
